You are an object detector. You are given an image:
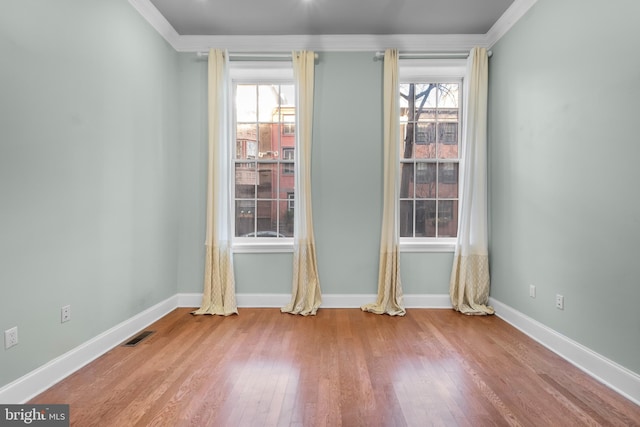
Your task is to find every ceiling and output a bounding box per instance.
[129,0,536,52]
[148,0,515,36]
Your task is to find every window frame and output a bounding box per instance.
[229,62,295,253]
[398,59,466,253]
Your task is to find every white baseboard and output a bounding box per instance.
[0,295,178,404]
[177,293,452,309]
[3,293,636,406]
[405,294,452,308]
[177,293,294,308]
[489,297,640,406]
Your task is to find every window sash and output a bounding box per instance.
[230,67,295,248]
[398,69,464,247]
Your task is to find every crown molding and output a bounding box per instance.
[173,33,489,53]
[127,0,181,47]
[485,0,539,47]
[129,0,537,53]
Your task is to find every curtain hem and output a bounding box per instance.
[282,240,322,316]
[193,243,238,317]
[361,248,406,317]
[450,253,494,316]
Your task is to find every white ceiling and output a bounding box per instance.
[128,0,538,52]
[148,0,514,36]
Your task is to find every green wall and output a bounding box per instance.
[0,0,180,387]
[488,0,640,374]
[176,52,454,296]
[0,0,462,393]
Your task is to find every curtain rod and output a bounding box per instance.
[196,52,318,61]
[373,50,492,61]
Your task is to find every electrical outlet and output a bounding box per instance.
[529,285,536,298]
[555,294,564,310]
[4,327,18,349]
[61,305,71,323]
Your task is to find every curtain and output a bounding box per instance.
[193,49,238,316]
[449,47,494,315]
[281,51,322,316]
[361,49,406,316]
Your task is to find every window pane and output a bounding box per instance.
[257,200,278,236]
[438,200,458,237]
[415,163,436,198]
[279,110,296,153]
[437,122,458,159]
[279,163,294,195]
[258,85,282,122]
[415,83,437,110]
[281,162,294,177]
[438,163,458,198]
[400,200,414,237]
[437,84,459,108]
[236,200,255,237]
[257,164,276,199]
[414,122,436,159]
[258,123,277,159]
[399,163,414,198]
[416,200,436,237]
[399,83,411,100]
[279,85,295,107]
[236,85,257,122]
[235,163,256,198]
[280,200,294,237]
[236,124,257,160]
[400,123,414,160]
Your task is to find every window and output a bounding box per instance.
[233,82,295,241]
[287,192,295,211]
[282,147,295,175]
[399,78,461,245]
[282,147,295,160]
[282,115,295,135]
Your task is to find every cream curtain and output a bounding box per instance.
[193,49,238,316]
[281,51,322,316]
[361,49,406,316]
[450,47,494,315]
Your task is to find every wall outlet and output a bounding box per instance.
[555,294,564,310]
[4,327,18,349]
[61,305,71,323]
[529,285,536,298]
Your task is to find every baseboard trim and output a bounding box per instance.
[489,297,640,406]
[0,295,178,404]
[3,293,635,405]
[177,293,452,309]
[405,294,452,308]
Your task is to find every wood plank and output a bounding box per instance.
[30,308,640,426]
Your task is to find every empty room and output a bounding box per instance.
[1,0,639,425]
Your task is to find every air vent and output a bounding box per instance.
[123,330,154,347]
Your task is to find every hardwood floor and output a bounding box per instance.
[30,308,640,426]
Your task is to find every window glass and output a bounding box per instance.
[234,83,295,239]
[399,82,460,239]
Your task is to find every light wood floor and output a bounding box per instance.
[31,308,639,426]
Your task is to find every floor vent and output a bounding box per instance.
[123,330,154,347]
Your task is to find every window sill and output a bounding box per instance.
[233,239,294,253]
[232,240,455,253]
[399,239,457,253]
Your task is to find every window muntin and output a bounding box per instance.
[399,82,460,240]
[233,83,295,239]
